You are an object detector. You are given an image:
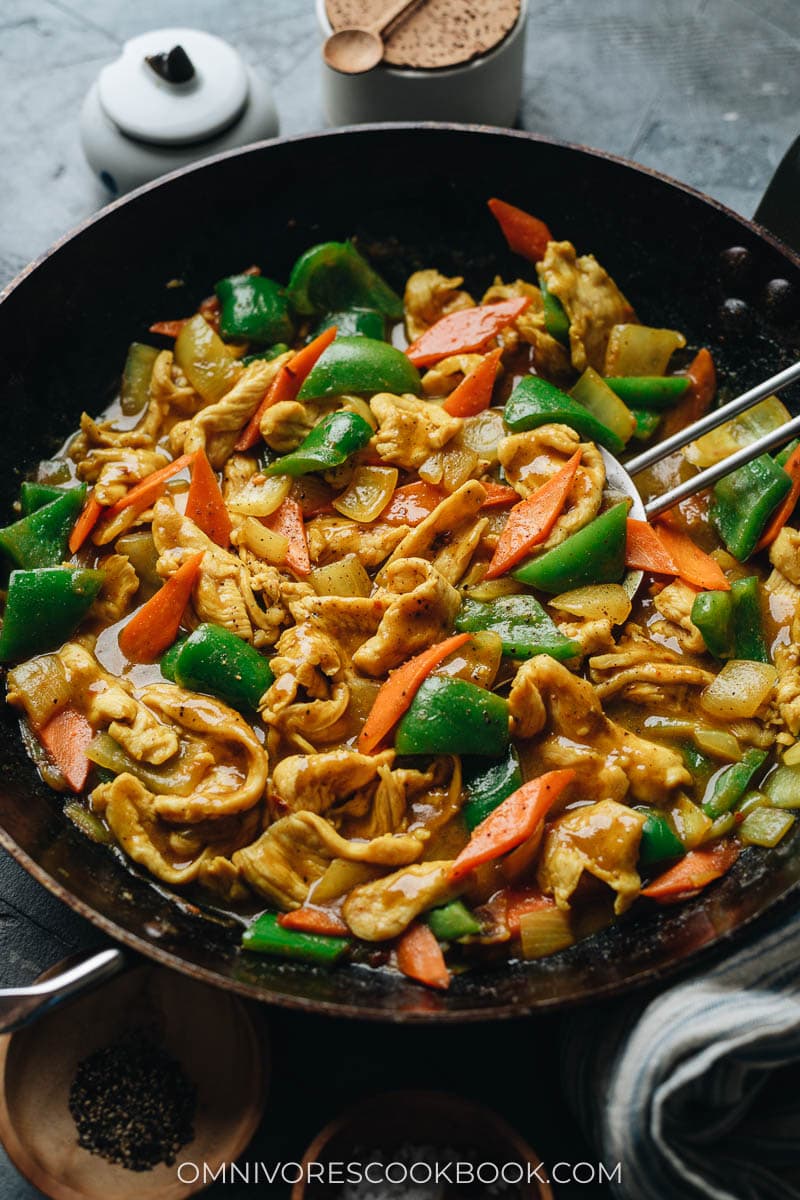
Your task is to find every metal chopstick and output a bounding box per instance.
[626,360,800,477]
[645,409,800,518]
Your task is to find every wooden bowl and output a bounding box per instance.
[0,960,267,1200]
[292,1089,553,1198]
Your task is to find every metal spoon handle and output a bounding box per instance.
[370,0,421,34]
[627,360,800,476]
[0,947,127,1034]
[645,409,800,518]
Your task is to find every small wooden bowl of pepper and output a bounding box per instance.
[0,960,267,1200]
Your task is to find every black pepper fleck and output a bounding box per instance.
[68,1026,196,1171]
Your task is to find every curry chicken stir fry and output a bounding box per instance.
[3,198,800,989]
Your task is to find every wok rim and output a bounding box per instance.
[2,121,799,1022]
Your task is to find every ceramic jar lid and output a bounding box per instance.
[97,28,249,146]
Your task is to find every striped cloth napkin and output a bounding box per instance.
[561,904,800,1200]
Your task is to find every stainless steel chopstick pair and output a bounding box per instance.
[617,361,800,518]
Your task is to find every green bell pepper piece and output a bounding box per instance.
[504,376,624,454]
[731,575,769,663]
[426,900,481,940]
[703,747,767,819]
[19,482,66,516]
[0,566,104,662]
[159,636,188,682]
[462,744,523,831]
[242,911,349,965]
[776,439,800,468]
[512,502,628,594]
[215,274,294,345]
[297,336,421,401]
[242,342,290,366]
[630,408,662,441]
[287,241,403,319]
[394,675,510,758]
[633,806,685,867]
[166,623,274,712]
[264,410,373,477]
[710,453,791,561]
[121,342,159,415]
[313,307,386,341]
[540,279,570,345]
[681,742,715,781]
[604,376,689,409]
[691,590,734,659]
[0,485,86,569]
[455,594,579,661]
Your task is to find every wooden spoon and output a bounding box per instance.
[323,0,423,74]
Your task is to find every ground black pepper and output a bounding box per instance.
[68,1026,196,1171]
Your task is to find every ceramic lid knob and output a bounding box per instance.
[97,27,249,146]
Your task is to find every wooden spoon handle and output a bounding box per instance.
[371,0,423,36]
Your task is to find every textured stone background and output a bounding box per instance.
[0,1,798,1196]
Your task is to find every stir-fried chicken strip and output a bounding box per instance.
[651,580,707,654]
[272,748,395,816]
[342,862,455,941]
[589,632,716,703]
[404,269,475,343]
[509,656,690,803]
[371,393,462,470]
[770,527,800,587]
[381,479,488,582]
[538,800,645,915]
[233,811,427,909]
[92,772,256,899]
[135,685,268,823]
[171,355,289,468]
[354,558,461,676]
[18,642,180,765]
[537,241,636,372]
[481,278,571,379]
[306,516,409,569]
[152,496,255,641]
[76,448,169,507]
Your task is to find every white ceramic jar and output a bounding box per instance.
[317,0,527,127]
[80,28,279,195]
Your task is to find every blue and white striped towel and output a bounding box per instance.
[562,906,800,1200]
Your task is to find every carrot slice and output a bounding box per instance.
[263,498,310,577]
[38,707,94,793]
[68,493,104,554]
[235,325,338,452]
[641,841,739,902]
[450,769,576,883]
[380,481,446,526]
[278,909,349,937]
[105,452,196,519]
[484,450,581,579]
[487,198,553,263]
[149,319,187,338]
[663,348,716,438]
[406,297,531,368]
[149,295,221,339]
[504,888,556,937]
[757,445,800,550]
[480,482,520,508]
[654,519,730,591]
[118,551,204,663]
[358,632,473,754]
[442,348,503,417]
[625,518,678,575]
[185,449,232,548]
[396,922,451,991]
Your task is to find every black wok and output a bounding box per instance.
[1,124,799,1023]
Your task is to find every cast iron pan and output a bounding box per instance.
[0,124,799,1022]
